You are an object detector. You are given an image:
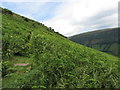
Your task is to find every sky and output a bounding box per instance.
[1,0,119,36]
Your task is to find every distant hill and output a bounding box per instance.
[1,8,119,88]
[69,28,119,56]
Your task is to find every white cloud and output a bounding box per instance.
[14,2,47,19]
[43,0,119,36]
[2,0,69,2]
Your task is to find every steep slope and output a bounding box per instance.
[69,28,119,56]
[2,8,119,88]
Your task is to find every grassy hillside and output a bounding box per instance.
[2,8,119,88]
[69,28,119,56]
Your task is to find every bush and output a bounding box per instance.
[2,8,13,15]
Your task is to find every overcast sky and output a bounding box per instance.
[1,0,119,36]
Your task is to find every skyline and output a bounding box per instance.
[1,0,119,36]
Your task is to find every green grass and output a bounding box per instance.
[2,56,33,88]
[4,56,32,64]
[2,8,120,88]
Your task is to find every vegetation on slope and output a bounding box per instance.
[69,28,119,56]
[2,8,119,88]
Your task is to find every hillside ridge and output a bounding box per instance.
[69,27,119,56]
